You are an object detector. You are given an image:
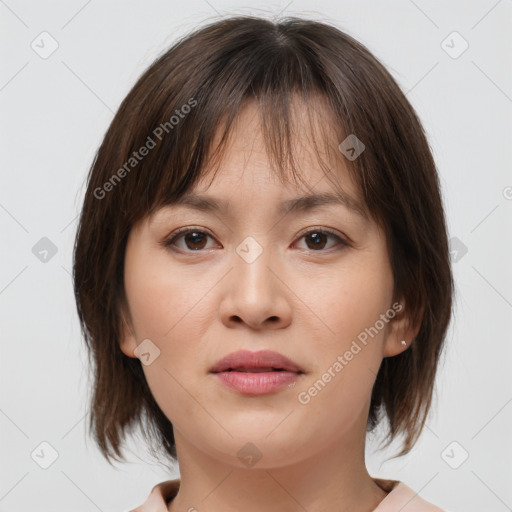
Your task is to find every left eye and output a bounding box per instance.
[163,228,347,253]
[295,229,347,251]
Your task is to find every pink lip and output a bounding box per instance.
[210,349,304,396]
[210,349,303,373]
[213,370,301,395]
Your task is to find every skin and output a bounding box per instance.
[120,99,418,512]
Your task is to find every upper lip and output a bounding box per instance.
[210,349,304,373]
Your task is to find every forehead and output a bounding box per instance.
[193,98,363,205]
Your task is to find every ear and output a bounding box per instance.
[382,299,422,357]
[118,305,139,358]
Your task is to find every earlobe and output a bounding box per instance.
[382,301,421,358]
[119,309,138,358]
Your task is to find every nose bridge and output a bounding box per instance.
[233,234,276,297]
[219,233,292,329]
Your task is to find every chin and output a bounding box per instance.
[192,427,312,469]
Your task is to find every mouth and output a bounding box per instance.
[220,367,301,373]
[209,350,304,395]
[210,349,304,374]
[212,368,303,395]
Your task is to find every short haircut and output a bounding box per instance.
[73,15,455,466]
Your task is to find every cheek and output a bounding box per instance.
[293,272,389,428]
[124,246,216,414]
[125,245,215,340]
[296,258,393,351]
[292,252,392,408]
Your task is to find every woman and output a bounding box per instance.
[73,15,453,512]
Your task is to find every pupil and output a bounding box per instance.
[308,232,326,249]
[186,232,206,250]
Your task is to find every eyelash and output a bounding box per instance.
[162,226,349,254]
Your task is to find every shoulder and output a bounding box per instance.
[374,480,446,512]
[127,479,181,512]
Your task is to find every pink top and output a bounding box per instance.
[129,477,446,511]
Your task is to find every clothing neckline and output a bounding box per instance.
[156,477,402,508]
[136,476,445,511]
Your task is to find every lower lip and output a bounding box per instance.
[213,371,301,395]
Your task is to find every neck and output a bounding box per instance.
[168,424,388,512]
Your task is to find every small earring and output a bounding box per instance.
[401,340,407,347]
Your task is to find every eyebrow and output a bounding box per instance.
[169,190,368,220]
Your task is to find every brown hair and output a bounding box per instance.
[73,14,454,467]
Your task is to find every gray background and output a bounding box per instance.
[1,1,511,511]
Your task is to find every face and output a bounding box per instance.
[120,99,415,468]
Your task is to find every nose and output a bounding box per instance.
[219,241,292,331]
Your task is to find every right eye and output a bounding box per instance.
[163,228,219,252]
